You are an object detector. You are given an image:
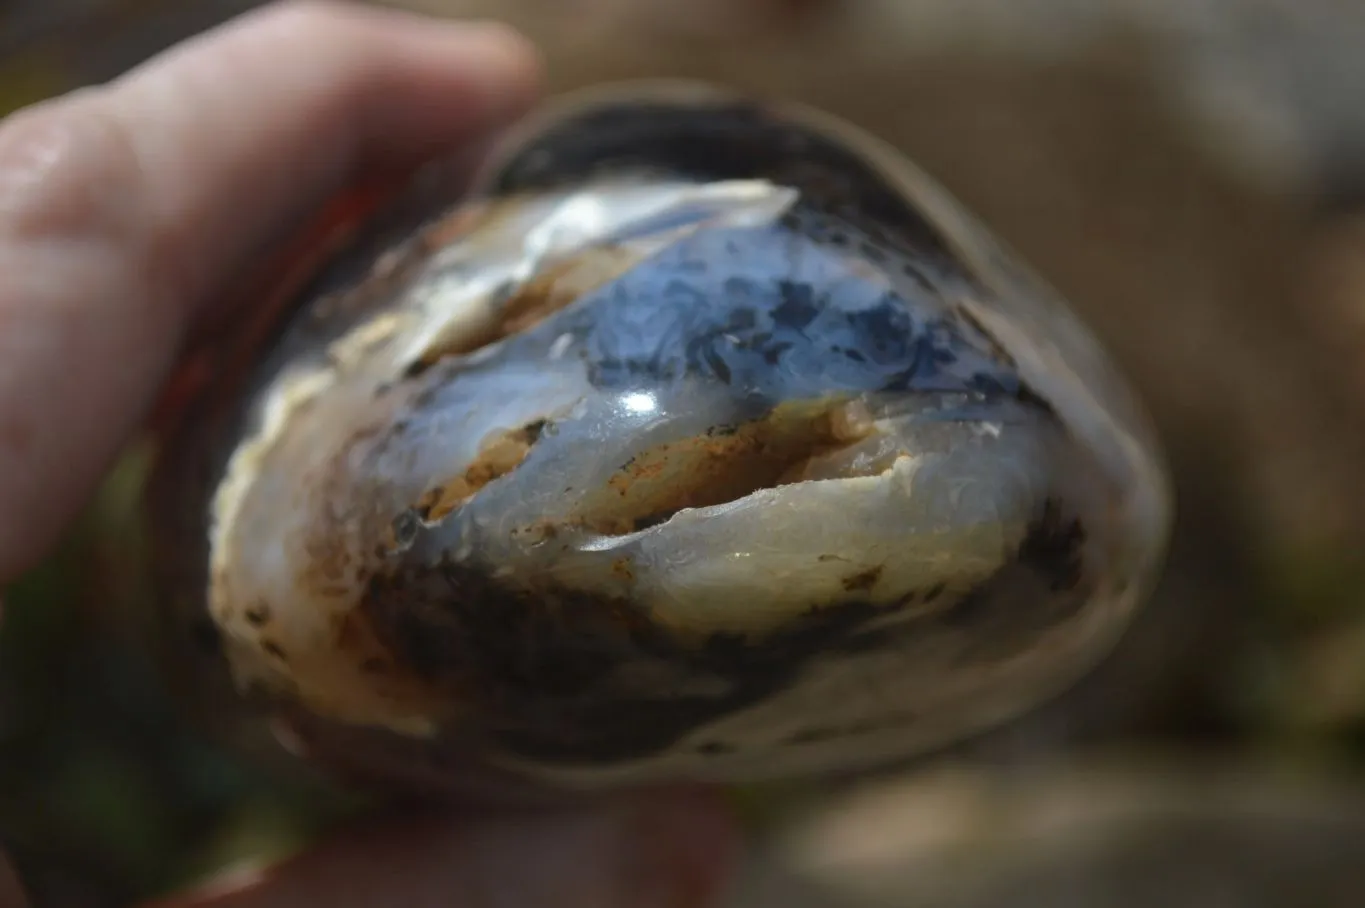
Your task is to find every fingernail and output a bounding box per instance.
[617,790,744,908]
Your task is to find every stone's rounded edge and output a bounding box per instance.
[469,79,758,191]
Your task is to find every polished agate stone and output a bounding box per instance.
[148,82,1172,793]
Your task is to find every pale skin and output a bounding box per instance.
[0,2,740,906]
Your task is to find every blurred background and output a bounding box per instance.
[3,0,1365,905]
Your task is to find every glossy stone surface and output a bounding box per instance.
[148,82,1171,793]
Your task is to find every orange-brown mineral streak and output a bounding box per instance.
[300,403,460,727]
[416,421,545,524]
[580,398,876,535]
[212,369,453,736]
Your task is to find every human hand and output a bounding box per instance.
[0,2,740,905]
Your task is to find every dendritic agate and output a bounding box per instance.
[148,82,1172,793]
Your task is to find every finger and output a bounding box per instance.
[0,0,541,582]
[144,790,740,908]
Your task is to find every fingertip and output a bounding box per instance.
[435,19,546,121]
[112,1,545,173]
[177,1,546,133]
[342,15,545,167]
[327,3,549,127]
